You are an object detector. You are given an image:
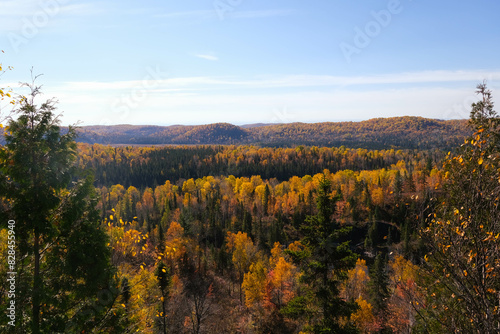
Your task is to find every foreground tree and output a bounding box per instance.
[0,81,120,333]
[286,175,359,333]
[421,83,500,332]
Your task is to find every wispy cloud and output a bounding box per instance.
[153,9,294,21]
[230,9,295,19]
[42,69,500,126]
[248,70,500,88]
[53,85,490,126]
[0,0,102,33]
[0,0,100,18]
[0,0,43,16]
[195,54,219,61]
[57,70,500,94]
[153,10,215,20]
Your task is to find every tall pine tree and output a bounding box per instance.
[0,81,120,333]
[286,175,359,333]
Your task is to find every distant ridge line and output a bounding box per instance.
[72,116,470,150]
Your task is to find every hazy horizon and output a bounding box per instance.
[1,0,499,126]
[77,115,467,128]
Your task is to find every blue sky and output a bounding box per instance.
[1,0,500,126]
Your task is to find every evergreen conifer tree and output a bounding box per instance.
[0,81,119,333]
[286,175,359,333]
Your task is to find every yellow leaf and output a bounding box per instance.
[160,296,164,302]
[478,157,483,165]
[162,268,166,273]
[121,304,126,307]
[112,208,115,212]
[110,215,114,220]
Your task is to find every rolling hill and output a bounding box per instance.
[73,116,470,150]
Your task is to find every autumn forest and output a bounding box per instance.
[1,84,500,333]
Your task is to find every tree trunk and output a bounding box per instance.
[162,300,167,334]
[32,228,40,334]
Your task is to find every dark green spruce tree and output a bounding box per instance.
[0,81,122,333]
[285,175,359,333]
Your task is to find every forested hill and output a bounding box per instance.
[74,116,470,149]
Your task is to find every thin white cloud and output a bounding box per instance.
[153,10,215,19]
[0,1,102,33]
[58,69,500,93]
[58,3,104,16]
[0,0,42,16]
[153,9,294,21]
[0,0,100,18]
[230,9,295,19]
[55,86,493,126]
[249,70,500,88]
[61,77,220,91]
[195,54,219,61]
[38,69,500,125]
